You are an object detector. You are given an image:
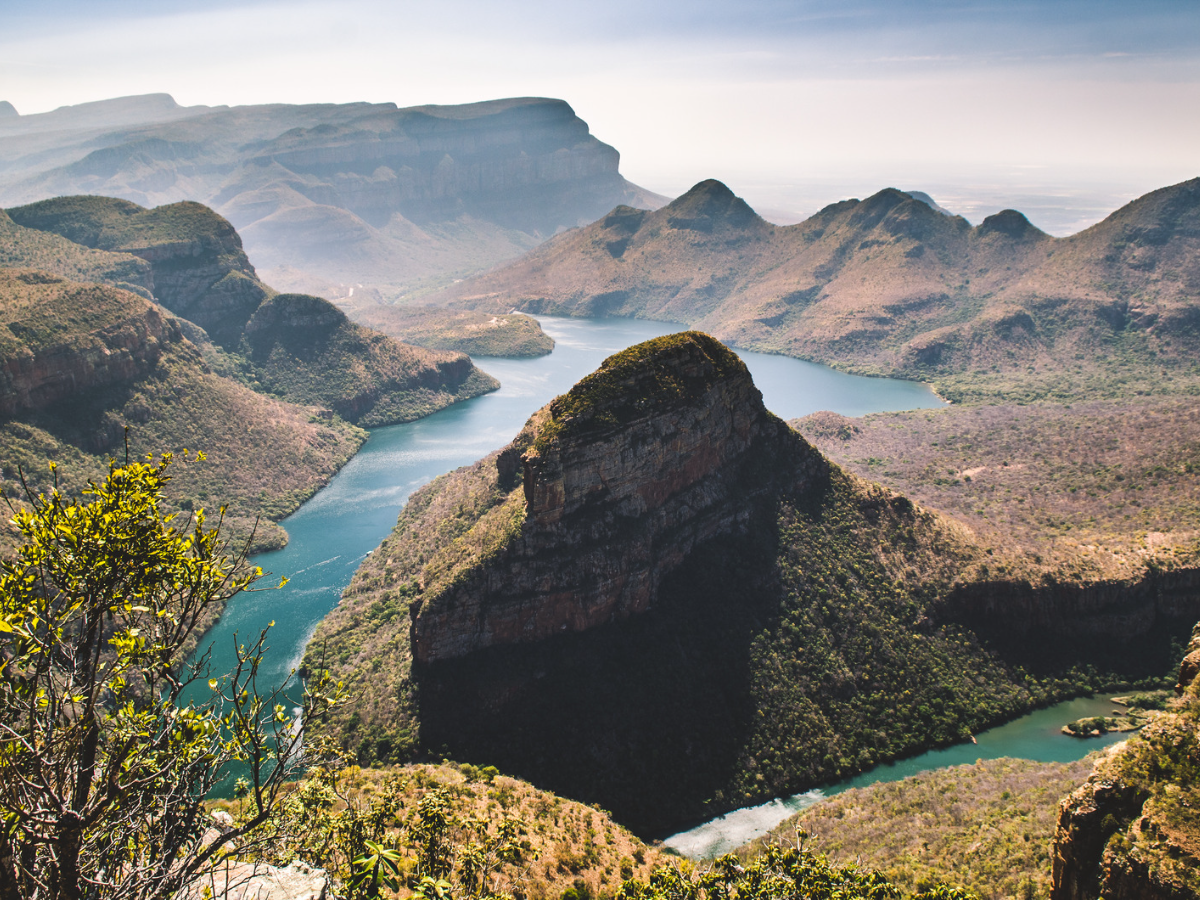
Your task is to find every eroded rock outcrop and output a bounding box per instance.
[7,196,269,349]
[0,271,181,417]
[943,568,1200,643]
[1051,621,1200,900]
[410,331,819,663]
[306,331,1190,834]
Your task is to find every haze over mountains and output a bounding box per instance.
[436,177,1200,402]
[0,192,498,552]
[0,93,665,297]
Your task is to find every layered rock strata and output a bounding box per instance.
[0,271,180,416]
[410,331,816,663]
[8,197,268,349]
[307,331,1193,833]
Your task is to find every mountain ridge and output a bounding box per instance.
[0,94,666,296]
[436,176,1200,403]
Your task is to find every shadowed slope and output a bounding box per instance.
[305,333,1193,835]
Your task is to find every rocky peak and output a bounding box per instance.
[411,331,821,664]
[8,196,267,348]
[978,209,1047,241]
[245,293,347,339]
[845,187,915,231]
[0,102,17,119]
[522,331,763,522]
[902,190,955,217]
[665,180,765,233]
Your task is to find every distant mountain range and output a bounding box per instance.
[435,177,1200,402]
[0,93,665,296]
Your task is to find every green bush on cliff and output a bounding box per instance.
[0,454,340,900]
[534,331,744,451]
[617,844,976,900]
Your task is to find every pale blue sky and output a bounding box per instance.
[2,0,1198,226]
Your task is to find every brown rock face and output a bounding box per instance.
[410,331,818,664]
[7,198,270,350]
[0,273,181,417]
[1176,622,1200,695]
[943,568,1200,644]
[1051,750,1149,900]
[1051,620,1200,900]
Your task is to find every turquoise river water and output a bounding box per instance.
[187,316,1124,846]
[192,316,946,707]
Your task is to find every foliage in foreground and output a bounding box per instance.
[214,763,974,900]
[0,455,340,900]
[213,761,662,900]
[618,844,976,900]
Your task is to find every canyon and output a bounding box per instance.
[0,193,500,553]
[306,331,1197,835]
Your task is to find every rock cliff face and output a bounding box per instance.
[3,195,500,426]
[943,568,1200,643]
[0,271,181,417]
[7,197,268,349]
[411,332,816,663]
[307,331,1193,834]
[248,99,628,231]
[1051,621,1200,900]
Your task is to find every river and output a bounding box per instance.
[193,316,947,706]
[661,693,1130,858]
[189,316,1123,836]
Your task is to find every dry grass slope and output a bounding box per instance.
[742,756,1099,900]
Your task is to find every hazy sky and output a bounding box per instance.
[2,0,1198,229]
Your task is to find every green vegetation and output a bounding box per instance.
[0,454,339,900]
[1061,693,1170,737]
[743,756,1098,900]
[0,209,152,290]
[1,196,505,551]
[0,270,366,555]
[241,293,499,426]
[534,331,745,450]
[352,306,555,358]
[212,761,664,900]
[619,845,975,900]
[8,195,268,349]
[8,195,236,251]
[305,361,1160,834]
[6,196,501,426]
